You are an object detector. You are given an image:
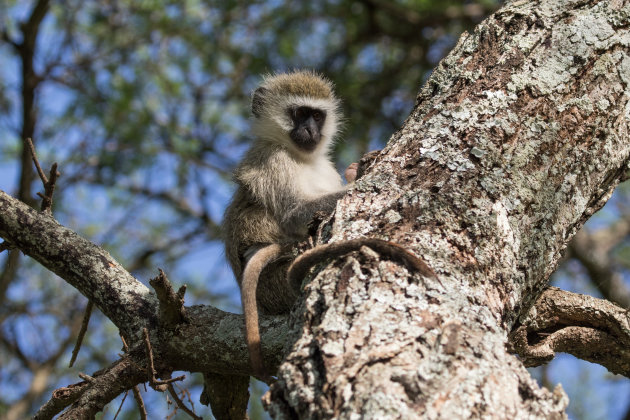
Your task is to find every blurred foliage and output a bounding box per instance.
[2,1,629,419]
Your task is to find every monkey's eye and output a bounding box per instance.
[293,107,307,121]
[312,111,324,122]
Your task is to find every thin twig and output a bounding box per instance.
[142,328,185,391]
[142,328,161,389]
[78,372,95,382]
[24,137,48,184]
[69,300,93,367]
[120,333,129,352]
[41,162,59,212]
[178,385,195,412]
[112,390,129,420]
[168,384,203,420]
[132,386,148,420]
[23,137,60,212]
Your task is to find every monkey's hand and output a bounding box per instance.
[345,162,358,183]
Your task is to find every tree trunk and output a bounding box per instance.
[265,0,630,418]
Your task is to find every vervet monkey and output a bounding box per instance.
[224,70,350,376]
[224,71,434,378]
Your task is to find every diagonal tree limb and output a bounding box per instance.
[0,187,288,374]
[0,189,157,340]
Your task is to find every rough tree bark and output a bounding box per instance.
[1,0,629,418]
[263,0,630,418]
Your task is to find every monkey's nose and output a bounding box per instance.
[305,117,319,140]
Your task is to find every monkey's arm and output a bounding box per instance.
[281,190,347,238]
[282,158,361,236]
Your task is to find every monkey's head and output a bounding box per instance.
[251,70,341,156]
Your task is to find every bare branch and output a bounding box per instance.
[35,348,146,420]
[168,384,203,420]
[509,287,630,377]
[41,161,59,212]
[1,28,19,50]
[24,137,48,185]
[23,138,60,212]
[32,382,90,420]
[69,299,93,367]
[132,386,148,420]
[112,390,129,420]
[22,0,50,47]
[77,372,95,382]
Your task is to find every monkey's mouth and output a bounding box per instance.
[290,127,321,152]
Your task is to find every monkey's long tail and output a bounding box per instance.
[241,243,282,378]
[287,238,436,285]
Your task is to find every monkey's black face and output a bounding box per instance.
[289,106,327,152]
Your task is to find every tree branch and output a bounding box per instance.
[23,137,60,213]
[0,189,157,339]
[1,28,19,50]
[0,187,290,375]
[34,348,147,420]
[22,0,50,46]
[168,384,203,420]
[509,287,630,376]
[33,381,90,420]
[68,300,93,367]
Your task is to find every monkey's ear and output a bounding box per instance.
[252,87,267,117]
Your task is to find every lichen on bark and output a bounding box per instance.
[266,0,630,418]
